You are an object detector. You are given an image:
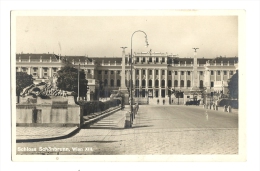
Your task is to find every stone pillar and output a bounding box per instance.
[120,47,127,89]
[221,70,223,81]
[178,71,181,88]
[133,69,136,88]
[159,69,161,87]
[214,70,217,81]
[108,70,111,87]
[227,70,230,80]
[27,67,31,75]
[19,66,22,72]
[114,70,117,86]
[172,70,174,88]
[102,70,104,82]
[184,70,187,87]
[49,67,52,77]
[146,69,148,89]
[39,67,42,78]
[152,69,155,87]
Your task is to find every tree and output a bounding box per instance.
[16,72,34,96]
[227,70,238,99]
[56,64,88,97]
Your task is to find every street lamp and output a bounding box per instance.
[130,30,149,123]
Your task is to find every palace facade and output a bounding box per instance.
[16,51,238,104]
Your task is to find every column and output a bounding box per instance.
[27,67,31,75]
[49,67,52,77]
[39,67,42,78]
[165,69,167,87]
[159,69,161,97]
[209,70,211,88]
[184,71,187,87]
[92,70,94,79]
[171,70,174,88]
[139,69,142,89]
[114,70,117,87]
[221,70,223,81]
[227,70,230,80]
[214,70,217,81]
[146,69,148,89]
[102,70,104,82]
[152,69,155,87]
[178,71,181,88]
[108,70,110,86]
[19,66,22,72]
[190,71,193,87]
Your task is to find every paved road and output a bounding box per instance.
[16,105,238,155]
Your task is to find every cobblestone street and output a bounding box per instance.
[16,105,238,155]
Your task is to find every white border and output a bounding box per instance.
[1,0,259,171]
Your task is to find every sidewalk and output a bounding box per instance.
[16,106,122,142]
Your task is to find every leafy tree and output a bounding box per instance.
[56,64,88,97]
[228,70,238,99]
[16,72,34,96]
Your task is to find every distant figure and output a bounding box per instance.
[171,99,173,104]
[163,99,165,105]
[157,99,159,104]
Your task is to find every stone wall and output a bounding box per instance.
[16,102,82,127]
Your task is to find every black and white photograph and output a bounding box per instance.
[11,10,246,162]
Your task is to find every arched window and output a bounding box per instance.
[142,80,146,87]
[110,79,114,87]
[161,80,165,88]
[200,80,203,88]
[187,80,191,87]
[180,80,184,87]
[104,79,108,86]
[174,80,178,87]
[136,80,139,87]
[168,80,172,87]
[117,79,120,87]
[149,80,152,88]
[155,80,159,88]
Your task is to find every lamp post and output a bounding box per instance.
[130,30,149,123]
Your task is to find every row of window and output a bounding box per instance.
[98,70,234,76]
[135,57,166,63]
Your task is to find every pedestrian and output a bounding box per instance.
[157,99,159,104]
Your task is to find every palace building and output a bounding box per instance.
[16,50,238,104]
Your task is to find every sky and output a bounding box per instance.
[16,15,238,58]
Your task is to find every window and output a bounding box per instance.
[155,80,159,88]
[175,71,178,75]
[224,71,227,75]
[211,81,214,87]
[136,80,139,87]
[105,70,108,74]
[168,80,172,87]
[142,57,145,62]
[200,71,203,75]
[168,71,171,75]
[88,69,91,73]
[117,71,120,74]
[161,80,165,87]
[156,57,159,62]
[143,70,145,75]
[181,71,184,75]
[110,79,114,87]
[136,57,139,62]
[149,80,152,87]
[117,79,120,87]
[162,70,165,75]
[187,80,191,87]
[211,71,214,75]
[149,70,152,75]
[22,68,27,72]
[162,58,165,62]
[103,79,107,87]
[149,57,152,62]
[187,71,190,75]
[218,71,220,75]
[142,80,146,87]
[43,68,48,76]
[53,68,57,73]
[43,68,48,72]
[111,71,114,74]
[33,68,37,72]
[180,80,184,87]
[98,71,102,74]
[174,80,178,87]
[230,71,233,75]
[156,70,158,75]
[136,70,139,75]
[200,80,203,88]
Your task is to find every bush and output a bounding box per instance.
[81,99,121,116]
[218,99,238,109]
